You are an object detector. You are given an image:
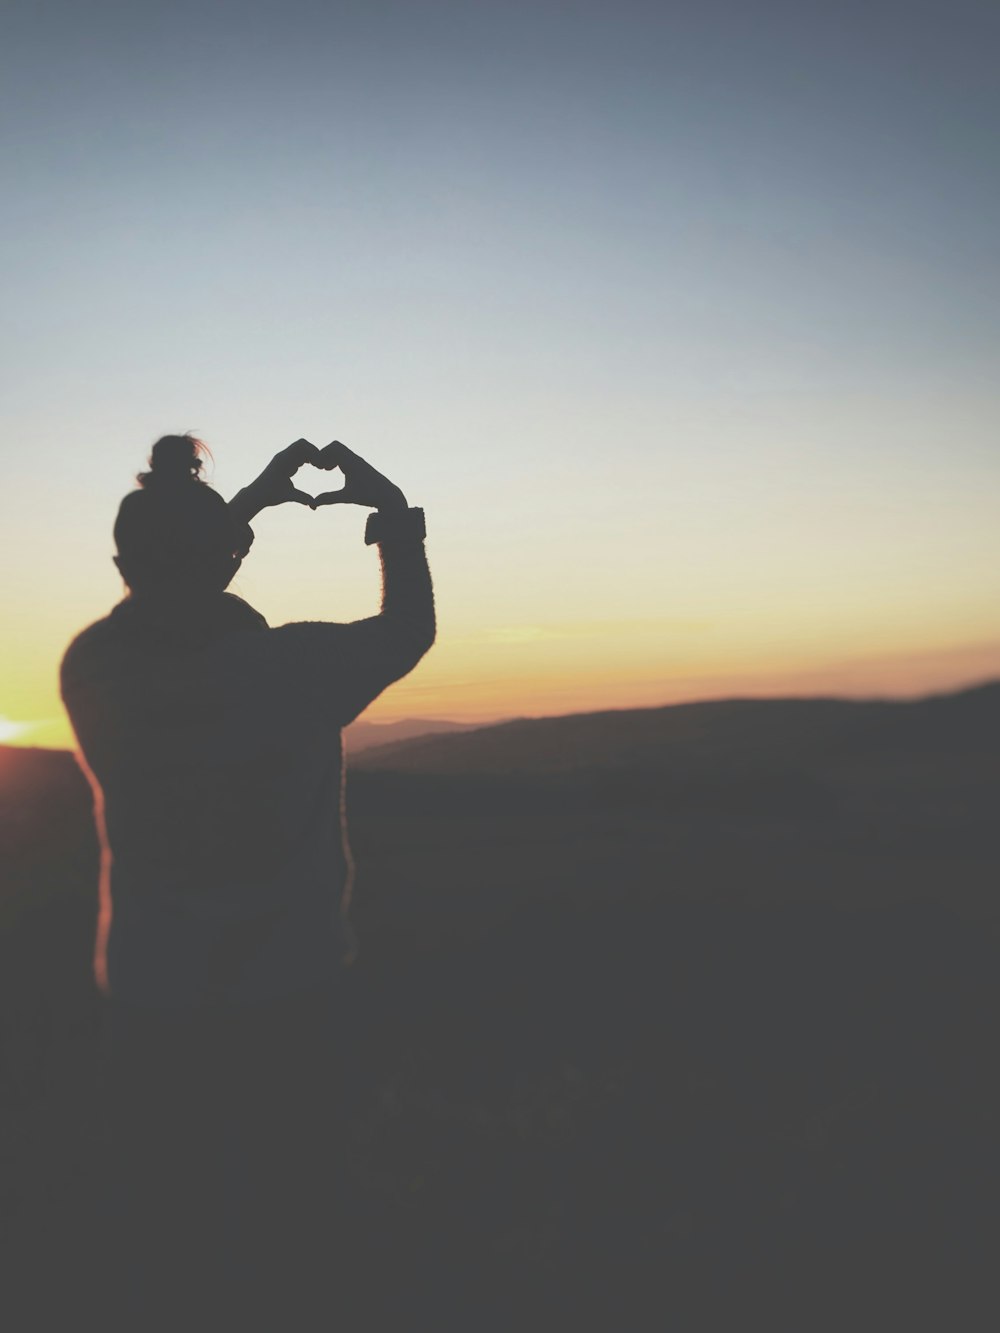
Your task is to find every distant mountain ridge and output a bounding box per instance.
[6,681,997,784]
[352,680,1000,778]
[344,717,481,753]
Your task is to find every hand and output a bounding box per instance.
[312,440,407,511]
[242,439,323,512]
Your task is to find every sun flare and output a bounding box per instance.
[0,716,28,743]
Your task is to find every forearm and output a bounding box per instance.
[280,505,434,727]
[367,508,436,663]
[228,481,268,526]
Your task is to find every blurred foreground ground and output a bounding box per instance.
[2,689,999,1329]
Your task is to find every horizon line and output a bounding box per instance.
[6,673,997,757]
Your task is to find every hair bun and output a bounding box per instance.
[139,434,205,488]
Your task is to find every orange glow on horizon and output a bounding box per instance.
[9,634,999,753]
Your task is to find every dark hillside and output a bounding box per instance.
[0,745,97,926]
[345,682,1000,950]
[355,681,1000,778]
[345,717,480,753]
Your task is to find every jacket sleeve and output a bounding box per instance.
[276,507,436,727]
[337,508,435,723]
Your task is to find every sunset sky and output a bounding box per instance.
[2,0,998,750]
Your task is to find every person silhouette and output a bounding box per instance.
[60,433,434,1321]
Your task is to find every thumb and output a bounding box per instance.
[288,488,318,507]
[311,490,355,507]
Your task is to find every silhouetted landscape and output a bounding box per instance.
[3,684,999,1327]
[346,716,482,753]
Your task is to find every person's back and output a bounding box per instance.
[59,432,434,1318]
[62,433,433,1004]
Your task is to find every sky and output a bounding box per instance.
[1,0,998,749]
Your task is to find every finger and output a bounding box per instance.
[329,439,362,465]
[317,440,347,470]
[276,437,314,469]
[279,439,307,460]
[282,439,321,471]
[321,440,366,473]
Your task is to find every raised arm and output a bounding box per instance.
[311,441,436,722]
[227,437,435,722]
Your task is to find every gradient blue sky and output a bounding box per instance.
[2,0,998,745]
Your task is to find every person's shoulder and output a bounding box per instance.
[218,592,269,632]
[262,620,354,670]
[274,615,375,651]
[271,618,352,642]
[60,610,125,697]
[61,611,118,669]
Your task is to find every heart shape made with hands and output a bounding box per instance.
[271,438,403,511]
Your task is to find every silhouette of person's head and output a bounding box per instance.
[113,434,251,597]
